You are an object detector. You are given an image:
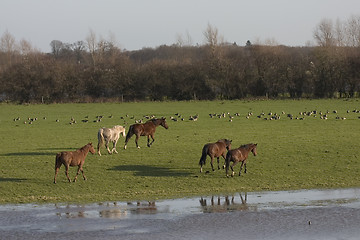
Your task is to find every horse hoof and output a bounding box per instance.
[137,146,140,149]
[124,146,127,150]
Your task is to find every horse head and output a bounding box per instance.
[160,117,169,129]
[88,142,96,154]
[225,139,232,150]
[251,143,257,156]
[115,125,126,137]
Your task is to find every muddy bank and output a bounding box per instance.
[0,188,359,240]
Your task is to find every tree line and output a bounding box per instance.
[0,16,360,103]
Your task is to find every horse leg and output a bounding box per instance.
[79,165,86,181]
[112,139,118,154]
[217,157,220,170]
[147,136,151,147]
[54,169,58,184]
[74,166,79,182]
[54,160,62,184]
[135,134,140,149]
[230,162,238,177]
[210,156,215,171]
[106,139,111,154]
[81,167,87,181]
[222,154,227,169]
[54,167,59,184]
[64,165,71,182]
[239,161,245,176]
[97,142,102,156]
[124,132,134,149]
[147,134,155,147]
[244,162,247,174]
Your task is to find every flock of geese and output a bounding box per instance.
[13,109,360,126]
[208,109,360,122]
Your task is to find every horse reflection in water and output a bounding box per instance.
[128,201,157,215]
[99,201,158,218]
[99,202,128,219]
[199,193,256,213]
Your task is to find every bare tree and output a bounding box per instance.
[50,40,63,57]
[86,29,97,66]
[0,30,17,65]
[345,15,360,47]
[334,18,346,46]
[313,18,335,47]
[19,39,35,55]
[203,23,223,46]
[176,30,193,47]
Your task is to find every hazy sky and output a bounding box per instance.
[1,0,360,52]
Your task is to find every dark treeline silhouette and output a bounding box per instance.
[1,42,360,103]
[2,14,360,103]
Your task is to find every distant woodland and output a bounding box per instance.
[1,16,360,103]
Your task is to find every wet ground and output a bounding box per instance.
[1,188,359,240]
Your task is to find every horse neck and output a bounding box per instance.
[239,145,252,156]
[152,119,161,126]
[80,145,91,156]
[246,145,256,156]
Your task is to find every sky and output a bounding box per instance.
[1,0,360,52]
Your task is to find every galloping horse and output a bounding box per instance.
[199,139,232,172]
[54,143,96,183]
[97,125,126,156]
[225,143,257,177]
[124,118,169,149]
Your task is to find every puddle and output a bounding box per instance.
[0,188,359,240]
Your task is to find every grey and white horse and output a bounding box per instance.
[97,125,126,156]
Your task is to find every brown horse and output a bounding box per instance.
[54,143,96,183]
[199,139,232,173]
[124,118,169,149]
[225,143,257,177]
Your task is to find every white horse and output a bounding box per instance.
[97,125,126,156]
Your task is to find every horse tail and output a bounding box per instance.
[199,144,209,166]
[55,153,62,170]
[125,125,134,142]
[97,128,104,150]
[225,151,231,176]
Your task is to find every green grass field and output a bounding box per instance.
[0,99,359,204]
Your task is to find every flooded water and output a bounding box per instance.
[1,188,359,240]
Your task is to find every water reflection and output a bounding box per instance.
[1,189,360,239]
[47,188,360,220]
[199,193,257,213]
[54,201,162,219]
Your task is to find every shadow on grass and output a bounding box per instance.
[37,147,77,151]
[2,147,76,157]
[2,152,54,156]
[109,165,192,177]
[0,177,27,182]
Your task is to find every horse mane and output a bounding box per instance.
[80,143,92,151]
[149,118,165,125]
[240,143,255,148]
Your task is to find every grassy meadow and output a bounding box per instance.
[0,99,359,204]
